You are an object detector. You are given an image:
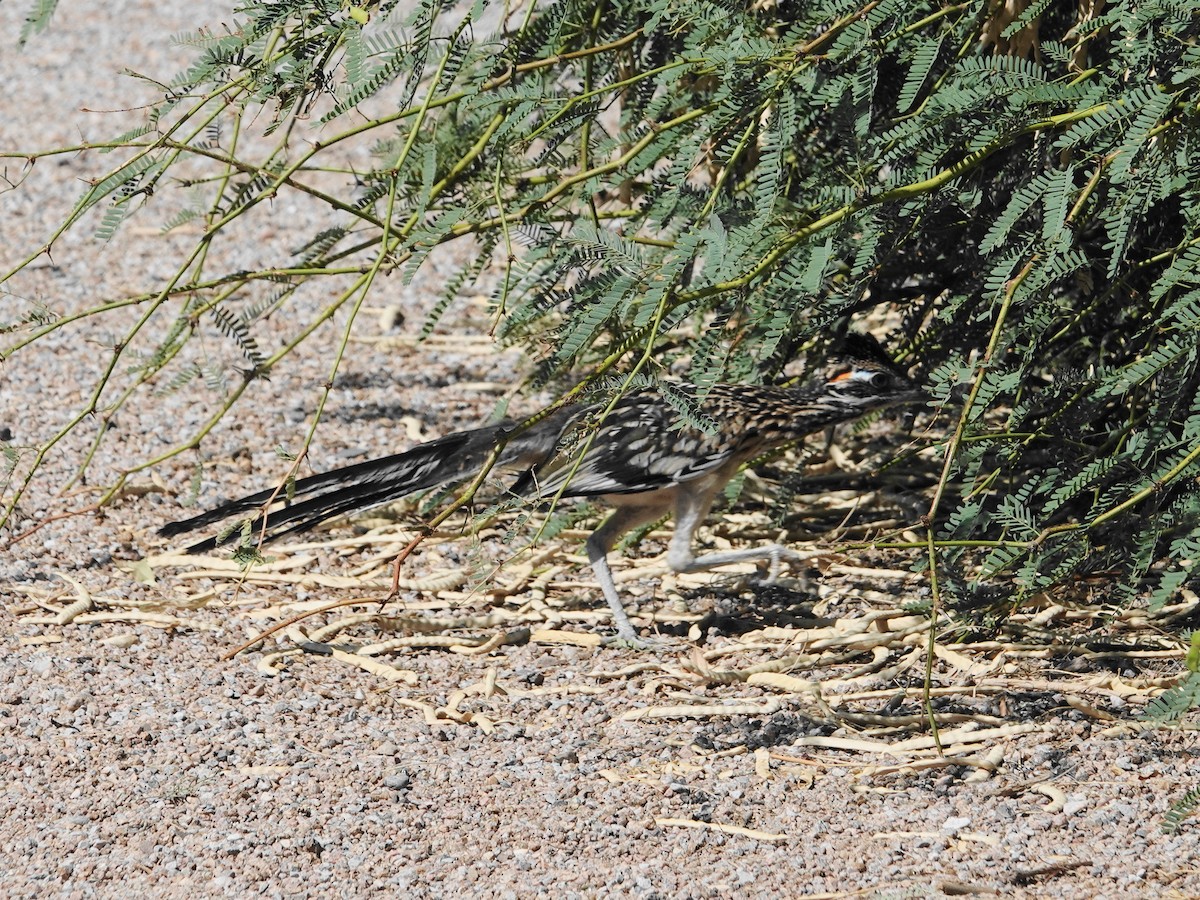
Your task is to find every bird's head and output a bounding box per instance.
[822,332,927,412]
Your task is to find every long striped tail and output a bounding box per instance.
[159,424,509,553]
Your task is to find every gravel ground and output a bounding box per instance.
[3,4,1199,899]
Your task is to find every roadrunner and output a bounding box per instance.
[161,333,924,641]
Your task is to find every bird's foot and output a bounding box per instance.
[757,544,816,584]
[603,631,673,652]
[602,604,676,651]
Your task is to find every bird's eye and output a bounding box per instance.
[869,371,891,389]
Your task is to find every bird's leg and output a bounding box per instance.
[666,485,814,582]
[585,503,669,644]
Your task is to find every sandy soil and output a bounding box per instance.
[2,4,1198,898]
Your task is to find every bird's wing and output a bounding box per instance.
[529,390,745,498]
